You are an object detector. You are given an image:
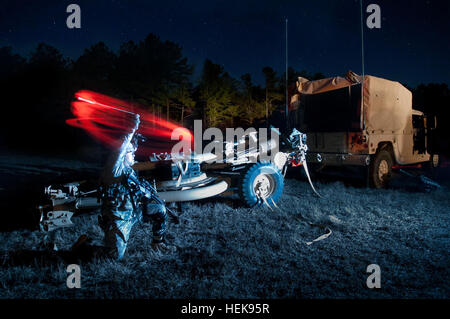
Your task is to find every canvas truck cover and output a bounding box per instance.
[290,71,412,133]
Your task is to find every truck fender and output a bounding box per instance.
[376,142,397,164]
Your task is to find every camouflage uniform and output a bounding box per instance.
[99,116,168,259]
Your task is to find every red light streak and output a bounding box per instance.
[66,90,192,156]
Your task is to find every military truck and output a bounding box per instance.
[289,71,439,188]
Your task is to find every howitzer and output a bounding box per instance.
[127,172,180,224]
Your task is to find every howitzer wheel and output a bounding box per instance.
[238,162,284,207]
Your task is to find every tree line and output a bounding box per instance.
[0,32,448,155]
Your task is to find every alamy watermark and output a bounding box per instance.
[366,4,381,29]
[66,4,81,29]
[366,264,381,289]
[66,264,81,288]
[170,120,281,165]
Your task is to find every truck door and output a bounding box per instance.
[412,114,426,154]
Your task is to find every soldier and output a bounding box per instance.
[97,113,171,259]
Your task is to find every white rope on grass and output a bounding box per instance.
[306,227,332,246]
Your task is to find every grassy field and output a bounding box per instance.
[0,157,448,298]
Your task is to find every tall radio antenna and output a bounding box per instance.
[360,0,365,129]
[285,18,289,129]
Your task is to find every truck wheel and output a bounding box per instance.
[423,154,439,176]
[239,162,284,207]
[369,149,393,188]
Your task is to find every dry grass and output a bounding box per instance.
[0,170,449,298]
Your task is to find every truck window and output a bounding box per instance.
[412,114,426,154]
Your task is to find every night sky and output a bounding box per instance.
[1,0,449,87]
